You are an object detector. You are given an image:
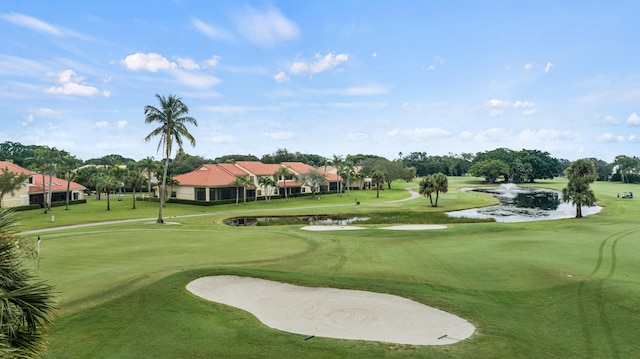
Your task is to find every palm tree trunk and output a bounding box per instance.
[157,156,169,224]
[65,173,71,210]
[41,170,47,213]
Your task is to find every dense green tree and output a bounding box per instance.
[586,157,613,181]
[0,209,57,357]
[516,149,561,182]
[613,155,640,183]
[214,154,260,163]
[168,149,212,176]
[296,169,327,199]
[562,158,598,218]
[144,94,198,224]
[469,159,510,183]
[0,168,28,208]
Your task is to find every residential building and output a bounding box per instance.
[0,161,86,208]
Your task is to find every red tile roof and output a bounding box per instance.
[0,161,85,193]
[233,161,281,176]
[173,164,243,187]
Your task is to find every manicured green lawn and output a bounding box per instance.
[19,178,640,358]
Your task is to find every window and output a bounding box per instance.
[195,188,206,201]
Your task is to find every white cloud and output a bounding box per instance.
[513,101,535,108]
[626,112,640,125]
[202,105,278,113]
[372,52,378,58]
[475,128,513,142]
[484,99,536,117]
[524,63,533,70]
[274,70,289,83]
[116,120,128,128]
[172,70,221,88]
[45,69,101,96]
[176,57,200,70]
[459,131,474,141]
[191,19,234,41]
[628,134,637,142]
[386,128,451,141]
[544,61,553,73]
[518,129,579,142]
[346,132,369,140]
[427,65,435,71]
[324,102,387,109]
[289,53,349,76]
[30,108,61,117]
[233,6,299,47]
[262,131,295,140]
[304,85,388,96]
[95,121,108,128]
[598,132,625,143]
[204,55,221,67]
[2,13,62,36]
[121,53,177,72]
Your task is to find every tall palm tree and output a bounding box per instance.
[26,147,49,213]
[0,208,57,357]
[371,170,387,198]
[60,154,81,210]
[144,94,198,224]
[45,148,61,212]
[274,165,292,200]
[259,176,277,203]
[125,170,147,210]
[230,176,253,206]
[138,157,159,202]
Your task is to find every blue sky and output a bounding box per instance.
[1,1,639,163]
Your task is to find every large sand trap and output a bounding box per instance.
[186,275,474,345]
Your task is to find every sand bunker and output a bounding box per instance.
[186,275,474,345]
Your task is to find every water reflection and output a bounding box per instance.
[447,184,601,223]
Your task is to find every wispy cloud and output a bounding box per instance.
[262,131,295,140]
[484,99,536,117]
[524,63,533,70]
[544,61,553,73]
[2,13,87,39]
[304,84,389,96]
[233,6,299,47]
[288,53,349,77]
[192,18,234,41]
[386,127,451,141]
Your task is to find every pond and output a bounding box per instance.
[446,183,602,223]
[224,215,369,226]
